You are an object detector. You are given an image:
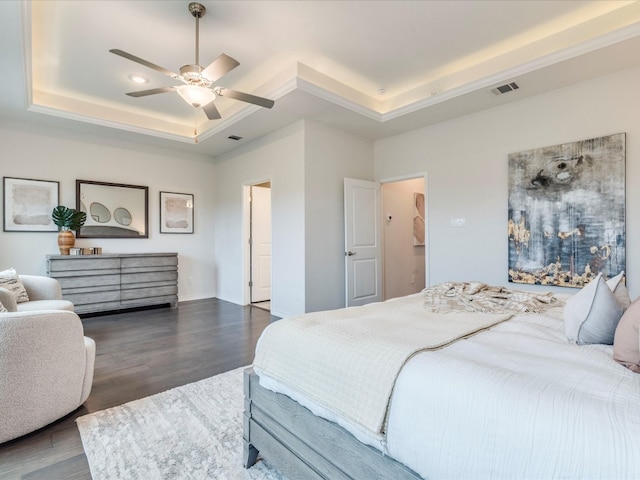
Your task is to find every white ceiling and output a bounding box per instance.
[2,0,640,159]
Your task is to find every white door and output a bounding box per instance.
[251,185,272,303]
[344,178,382,307]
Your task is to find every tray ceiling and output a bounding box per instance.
[3,1,640,156]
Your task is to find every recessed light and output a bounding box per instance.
[128,74,149,84]
[228,135,243,141]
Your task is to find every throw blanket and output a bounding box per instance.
[423,281,559,314]
[253,294,512,438]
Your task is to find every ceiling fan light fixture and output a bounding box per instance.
[110,1,274,120]
[179,64,212,87]
[177,84,215,108]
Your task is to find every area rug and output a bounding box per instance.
[76,366,287,480]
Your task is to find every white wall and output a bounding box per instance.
[213,122,306,318]
[382,177,426,300]
[305,121,374,312]
[5,67,637,313]
[213,120,374,316]
[0,121,217,301]
[0,117,373,316]
[374,66,640,300]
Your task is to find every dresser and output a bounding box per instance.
[46,252,178,315]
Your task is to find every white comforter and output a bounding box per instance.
[258,300,640,479]
[254,293,511,438]
[392,310,640,479]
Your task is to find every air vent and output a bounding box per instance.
[491,82,520,96]
[228,135,243,141]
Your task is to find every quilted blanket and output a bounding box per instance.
[253,293,512,437]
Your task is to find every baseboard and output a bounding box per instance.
[177,293,218,303]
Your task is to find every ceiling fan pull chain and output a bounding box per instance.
[193,113,197,143]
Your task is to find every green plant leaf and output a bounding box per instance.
[69,211,87,231]
[51,205,86,231]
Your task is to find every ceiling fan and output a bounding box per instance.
[110,2,274,121]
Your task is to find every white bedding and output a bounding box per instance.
[253,293,511,438]
[387,311,640,479]
[257,298,640,479]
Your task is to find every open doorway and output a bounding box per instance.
[381,176,426,300]
[344,174,427,306]
[244,182,272,311]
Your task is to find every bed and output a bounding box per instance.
[243,277,640,479]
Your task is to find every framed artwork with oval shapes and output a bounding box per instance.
[76,179,148,238]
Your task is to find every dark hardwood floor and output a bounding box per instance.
[0,298,279,480]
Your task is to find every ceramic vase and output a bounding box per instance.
[57,230,75,255]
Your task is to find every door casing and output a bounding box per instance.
[243,179,273,306]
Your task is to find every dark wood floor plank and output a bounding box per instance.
[0,298,278,479]
[22,455,91,480]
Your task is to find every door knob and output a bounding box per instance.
[346,251,356,256]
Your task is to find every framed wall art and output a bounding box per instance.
[3,177,59,232]
[76,180,148,238]
[508,133,625,287]
[160,191,194,234]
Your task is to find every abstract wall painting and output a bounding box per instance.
[160,191,194,234]
[3,177,59,232]
[508,133,625,288]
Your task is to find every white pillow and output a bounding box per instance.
[564,273,625,345]
[0,267,29,304]
[606,270,631,308]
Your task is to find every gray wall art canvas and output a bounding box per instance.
[160,191,194,234]
[3,177,59,232]
[508,133,625,287]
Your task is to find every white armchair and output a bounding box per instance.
[0,275,74,313]
[0,309,95,443]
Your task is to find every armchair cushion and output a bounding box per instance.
[17,299,75,312]
[0,274,74,313]
[0,310,95,443]
[0,268,29,303]
[0,288,18,313]
[20,275,63,302]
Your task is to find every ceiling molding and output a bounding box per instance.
[27,102,196,144]
[11,1,640,154]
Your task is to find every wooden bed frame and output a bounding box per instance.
[243,367,423,480]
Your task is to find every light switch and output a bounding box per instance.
[450,218,466,227]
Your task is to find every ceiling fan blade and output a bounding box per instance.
[110,49,179,79]
[217,88,274,109]
[203,101,222,120]
[126,86,177,98]
[201,54,240,82]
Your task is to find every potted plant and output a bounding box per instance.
[52,205,87,255]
